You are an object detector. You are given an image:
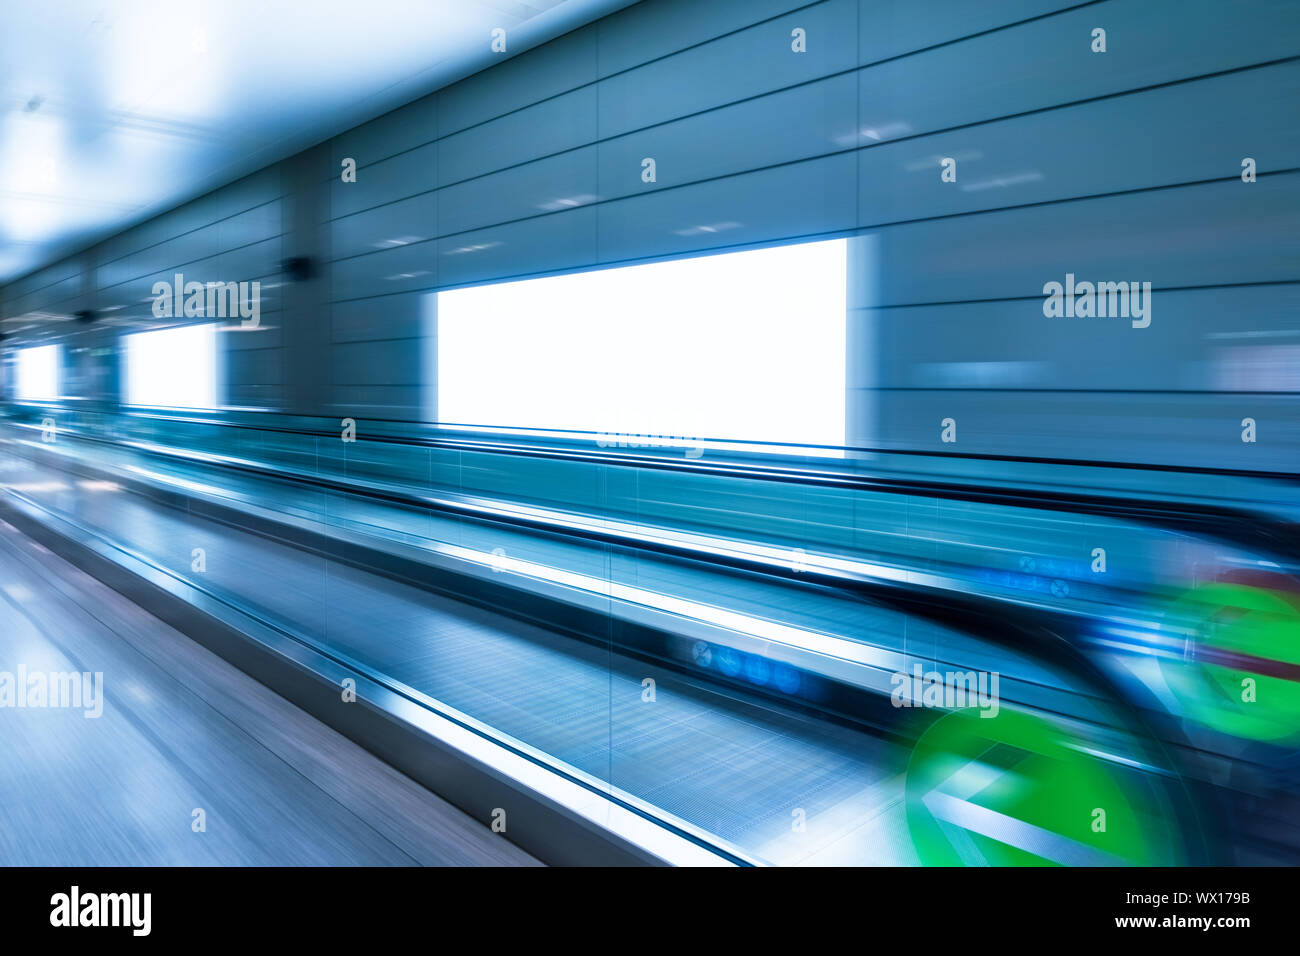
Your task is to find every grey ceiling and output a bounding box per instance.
[0,0,637,284]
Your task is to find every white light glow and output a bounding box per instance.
[124,323,217,410]
[15,344,59,402]
[436,239,847,447]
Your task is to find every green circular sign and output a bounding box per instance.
[905,707,1180,866]
[1159,582,1300,743]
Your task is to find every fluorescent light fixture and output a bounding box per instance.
[436,239,847,447]
[15,344,59,402]
[124,323,218,410]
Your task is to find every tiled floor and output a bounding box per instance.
[0,516,537,866]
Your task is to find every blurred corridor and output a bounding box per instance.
[0,0,1297,867]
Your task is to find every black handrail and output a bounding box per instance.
[12,411,1300,564]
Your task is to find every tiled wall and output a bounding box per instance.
[2,169,284,409]
[3,0,1298,467]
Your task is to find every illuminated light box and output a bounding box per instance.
[15,344,60,402]
[124,323,218,410]
[436,239,847,449]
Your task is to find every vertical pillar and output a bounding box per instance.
[280,146,333,416]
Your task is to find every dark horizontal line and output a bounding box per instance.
[863,278,1300,310]
[325,250,1299,309]
[28,415,1300,581]
[51,405,1300,484]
